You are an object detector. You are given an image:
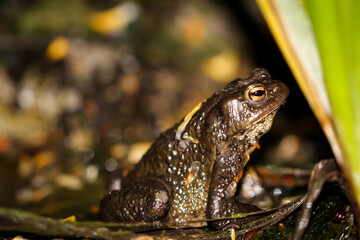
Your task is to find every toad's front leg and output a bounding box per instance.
[206,144,261,230]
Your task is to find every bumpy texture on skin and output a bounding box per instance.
[100,68,290,230]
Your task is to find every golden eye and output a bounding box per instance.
[248,85,266,101]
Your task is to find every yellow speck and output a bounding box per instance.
[90,2,139,34]
[182,15,206,46]
[90,205,99,213]
[234,170,244,182]
[55,174,83,191]
[46,36,69,61]
[176,100,205,139]
[202,50,240,83]
[61,215,76,222]
[91,8,125,33]
[32,189,46,202]
[278,223,286,230]
[12,236,26,240]
[185,171,196,185]
[109,143,127,159]
[33,150,56,169]
[230,228,236,240]
[183,135,199,144]
[127,142,151,164]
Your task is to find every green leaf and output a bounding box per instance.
[256,0,360,216]
[304,0,360,205]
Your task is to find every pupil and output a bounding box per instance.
[252,90,264,96]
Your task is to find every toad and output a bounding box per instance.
[100,68,289,230]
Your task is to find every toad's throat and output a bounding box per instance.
[233,110,278,147]
[229,100,284,142]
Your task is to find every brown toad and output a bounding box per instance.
[100,68,289,230]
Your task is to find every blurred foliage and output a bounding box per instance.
[14,0,90,34]
[0,0,254,214]
[304,0,360,211]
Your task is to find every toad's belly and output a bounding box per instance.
[169,171,210,227]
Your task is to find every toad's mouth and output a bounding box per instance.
[251,99,287,126]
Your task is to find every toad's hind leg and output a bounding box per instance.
[100,180,170,223]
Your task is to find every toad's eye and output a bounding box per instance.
[248,85,266,102]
